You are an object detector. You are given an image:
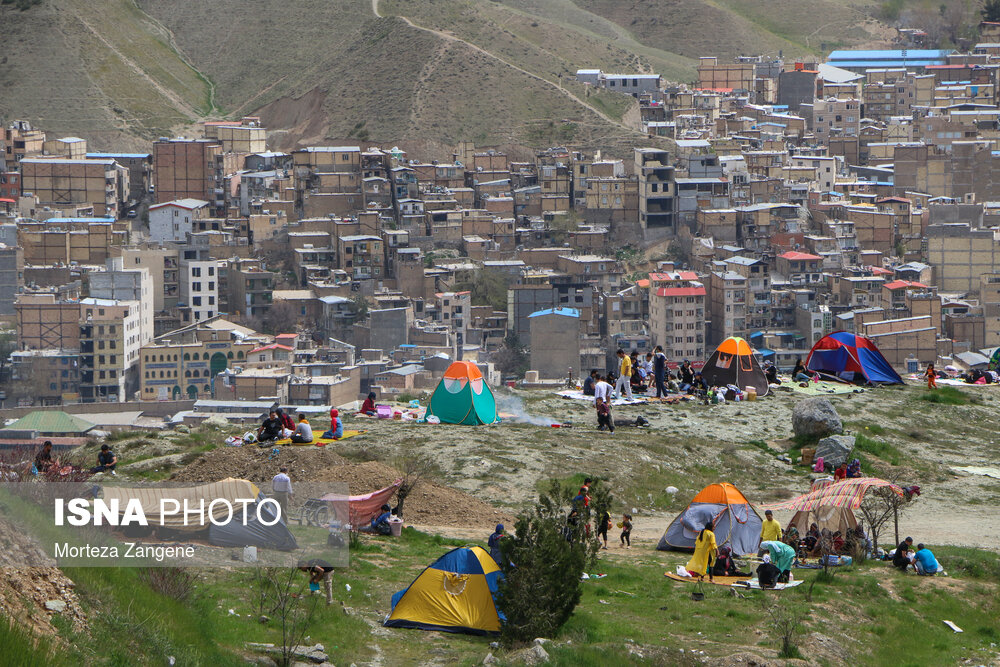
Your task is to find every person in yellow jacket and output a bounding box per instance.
[685,520,718,581]
[758,509,783,555]
[615,349,634,400]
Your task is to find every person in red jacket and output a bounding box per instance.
[275,408,295,436]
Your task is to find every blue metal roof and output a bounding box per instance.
[528,307,580,318]
[86,152,151,159]
[828,60,946,68]
[827,49,952,60]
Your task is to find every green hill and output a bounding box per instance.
[1,0,893,151]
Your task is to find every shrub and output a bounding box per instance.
[140,567,194,601]
[918,386,970,405]
[495,480,599,646]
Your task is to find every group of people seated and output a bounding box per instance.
[783,522,871,559]
[891,536,941,575]
[257,407,346,443]
[32,441,118,476]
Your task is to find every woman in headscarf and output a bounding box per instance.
[711,545,750,577]
[803,522,820,552]
[761,540,796,583]
[685,520,718,581]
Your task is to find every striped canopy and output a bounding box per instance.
[762,477,904,511]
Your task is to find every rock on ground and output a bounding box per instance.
[815,435,855,468]
[791,398,843,439]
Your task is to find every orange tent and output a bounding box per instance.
[657,482,763,555]
[701,336,769,396]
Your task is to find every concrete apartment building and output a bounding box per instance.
[709,270,747,345]
[9,348,80,404]
[15,293,81,351]
[20,157,127,217]
[227,258,274,319]
[86,152,152,206]
[775,251,824,287]
[649,278,706,361]
[148,198,211,243]
[635,148,677,238]
[528,307,582,379]
[178,247,219,322]
[926,223,1000,294]
[4,120,45,170]
[117,245,180,314]
[153,138,223,205]
[724,256,771,330]
[0,243,23,314]
[338,235,384,281]
[78,295,151,402]
[139,318,258,400]
[204,119,267,154]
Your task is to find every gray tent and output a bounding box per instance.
[656,482,763,556]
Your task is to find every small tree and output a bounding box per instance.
[392,454,434,519]
[492,332,530,378]
[763,600,805,659]
[249,566,318,667]
[857,483,913,552]
[495,480,599,647]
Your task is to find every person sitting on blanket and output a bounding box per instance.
[833,462,848,481]
[912,543,940,576]
[764,361,780,385]
[321,409,344,440]
[757,553,781,589]
[582,370,598,396]
[359,392,377,416]
[792,358,812,382]
[892,536,914,571]
[802,523,820,552]
[370,504,393,535]
[762,540,796,583]
[685,520,718,581]
[290,413,313,443]
[846,458,862,479]
[34,441,55,473]
[258,411,284,442]
[275,408,295,437]
[711,546,751,577]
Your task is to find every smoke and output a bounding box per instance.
[495,392,558,426]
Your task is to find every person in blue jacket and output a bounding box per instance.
[913,543,940,575]
[370,504,393,535]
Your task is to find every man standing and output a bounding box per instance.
[615,349,633,400]
[758,509,783,554]
[653,346,667,399]
[271,467,293,523]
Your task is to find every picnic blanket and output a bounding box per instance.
[320,478,402,525]
[905,375,993,387]
[556,389,649,406]
[789,381,861,396]
[664,571,803,590]
[275,430,367,446]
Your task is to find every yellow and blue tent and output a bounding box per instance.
[383,546,504,635]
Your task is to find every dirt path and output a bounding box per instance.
[371,0,640,133]
[69,7,202,120]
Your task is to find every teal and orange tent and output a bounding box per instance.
[426,361,498,425]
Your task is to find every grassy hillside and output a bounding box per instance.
[0,0,213,147]
[1,0,894,151]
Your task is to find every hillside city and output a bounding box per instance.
[4,40,1000,409]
